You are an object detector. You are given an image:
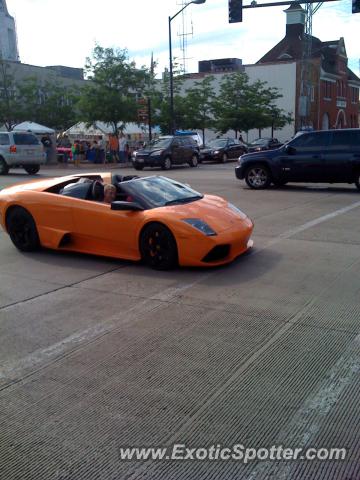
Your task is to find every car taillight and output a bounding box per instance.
[9,145,17,153]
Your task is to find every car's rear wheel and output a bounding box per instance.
[189,154,198,168]
[245,164,271,189]
[221,153,228,163]
[0,157,9,175]
[162,157,172,170]
[140,222,178,270]
[24,165,40,175]
[7,207,40,252]
[355,172,360,191]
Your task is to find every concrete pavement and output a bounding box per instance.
[0,163,359,479]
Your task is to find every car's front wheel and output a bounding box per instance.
[140,222,178,270]
[245,164,271,189]
[221,153,228,163]
[162,157,172,170]
[189,154,198,168]
[0,157,9,175]
[24,165,40,175]
[7,207,40,252]
[355,172,360,191]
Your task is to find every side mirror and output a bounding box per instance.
[284,145,296,155]
[111,201,144,211]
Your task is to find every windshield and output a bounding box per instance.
[122,176,203,208]
[148,138,172,149]
[207,139,228,148]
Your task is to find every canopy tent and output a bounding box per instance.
[64,122,160,139]
[13,121,55,135]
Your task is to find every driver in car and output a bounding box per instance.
[103,184,117,204]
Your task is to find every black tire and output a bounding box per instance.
[245,164,272,189]
[355,172,360,191]
[0,157,9,175]
[140,222,178,270]
[221,153,228,164]
[189,154,199,168]
[6,207,40,252]
[24,165,40,175]
[161,157,172,171]
[134,164,144,171]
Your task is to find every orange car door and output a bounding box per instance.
[71,199,144,260]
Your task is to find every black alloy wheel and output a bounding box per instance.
[245,165,271,189]
[140,223,178,270]
[7,207,40,252]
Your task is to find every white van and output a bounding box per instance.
[0,131,46,175]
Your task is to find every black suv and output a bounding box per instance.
[132,136,199,171]
[235,129,360,190]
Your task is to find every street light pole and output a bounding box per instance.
[168,15,175,135]
[168,0,206,134]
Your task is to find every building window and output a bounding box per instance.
[324,81,332,99]
[351,87,359,103]
[310,85,315,102]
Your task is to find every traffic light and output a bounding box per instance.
[229,0,243,23]
[352,0,360,13]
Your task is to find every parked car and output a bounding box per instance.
[235,129,360,190]
[175,130,203,147]
[247,137,283,152]
[0,131,46,175]
[200,138,247,163]
[132,136,200,171]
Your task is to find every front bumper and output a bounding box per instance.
[235,165,245,180]
[177,218,254,267]
[133,155,162,168]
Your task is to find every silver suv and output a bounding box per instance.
[0,131,46,175]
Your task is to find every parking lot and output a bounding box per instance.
[1,163,359,479]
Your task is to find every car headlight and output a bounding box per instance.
[182,218,217,236]
[228,203,247,219]
[213,150,220,154]
[132,151,138,159]
[150,150,163,157]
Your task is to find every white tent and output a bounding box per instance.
[64,121,160,138]
[13,121,55,135]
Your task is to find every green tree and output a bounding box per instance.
[0,58,20,130]
[149,62,186,134]
[213,73,290,137]
[78,45,150,133]
[181,75,216,143]
[17,77,78,130]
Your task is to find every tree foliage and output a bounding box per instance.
[212,73,292,136]
[77,45,150,133]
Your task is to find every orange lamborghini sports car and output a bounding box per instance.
[0,173,254,270]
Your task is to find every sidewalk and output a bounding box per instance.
[45,161,133,170]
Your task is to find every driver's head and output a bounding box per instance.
[103,184,116,204]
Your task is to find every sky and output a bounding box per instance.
[9,0,360,76]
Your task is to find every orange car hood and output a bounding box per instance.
[161,194,247,233]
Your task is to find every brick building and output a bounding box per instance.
[257,2,360,132]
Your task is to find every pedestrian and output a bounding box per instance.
[118,133,127,163]
[98,135,105,164]
[41,135,52,163]
[109,134,119,163]
[93,140,101,164]
[72,140,81,168]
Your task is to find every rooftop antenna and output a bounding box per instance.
[176,0,194,74]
